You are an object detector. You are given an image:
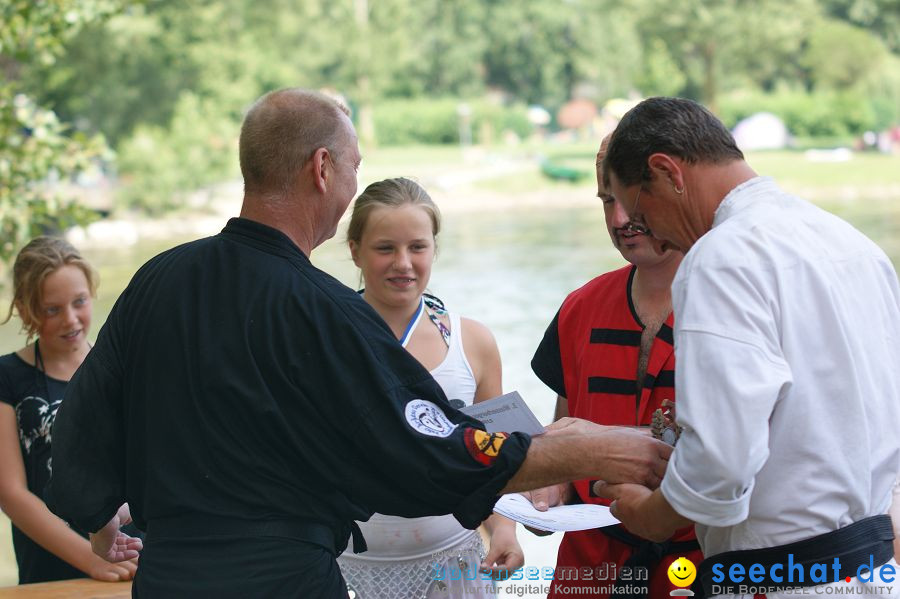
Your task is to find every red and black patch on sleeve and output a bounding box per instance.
[464,429,509,466]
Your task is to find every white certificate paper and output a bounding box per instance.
[492,493,620,532]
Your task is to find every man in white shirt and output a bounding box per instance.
[595,96,900,598]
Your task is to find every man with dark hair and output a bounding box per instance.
[46,88,671,598]
[529,135,701,599]
[597,97,900,598]
[602,98,744,190]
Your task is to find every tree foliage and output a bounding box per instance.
[821,0,900,52]
[2,0,899,277]
[0,0,122,284]
[802,17,888,90]
[20,0,900,144]
[631,0,819,111]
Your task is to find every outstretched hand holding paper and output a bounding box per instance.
[492,493,620,532]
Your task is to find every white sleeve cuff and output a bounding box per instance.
[661,450,752,527]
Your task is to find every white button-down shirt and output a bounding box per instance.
[661,177,900,578]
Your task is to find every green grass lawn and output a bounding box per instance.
[452,140,900,194]
[469,145,900,200]
[748,150,900,189]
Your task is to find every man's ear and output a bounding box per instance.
[647,153,685,193]
[310,147,330,194]
[349,240,360,266]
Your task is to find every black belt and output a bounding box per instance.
[600,524,701,599]
[697,515,895,597]
[147,513,368,556]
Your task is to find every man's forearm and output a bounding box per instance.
[501,435,583,493]
[500,430,669,494]
[592,482,693,542]
[643,488,692,540]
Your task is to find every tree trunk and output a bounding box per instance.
[354,0,376,148]
[702,41,717,114]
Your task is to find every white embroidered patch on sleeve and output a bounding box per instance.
[404,399,458,438]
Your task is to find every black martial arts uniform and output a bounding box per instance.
[46,218,531,598]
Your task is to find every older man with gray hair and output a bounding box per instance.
[46,88,672,598]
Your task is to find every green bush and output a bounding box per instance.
[115,124,183,214]
[471,101,532,142]
[372,98,460,145]
[719,89,878,138]
[864,54,900,131]
[371,97,532,146]
[115,93,239,214]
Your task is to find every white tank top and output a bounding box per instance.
[428,312,477,410]
[348,311,480,558]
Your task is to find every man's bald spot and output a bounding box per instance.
[239,88,351,196]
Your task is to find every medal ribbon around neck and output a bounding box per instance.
[399,297,426,348]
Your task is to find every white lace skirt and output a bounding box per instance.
[339,531,496,599]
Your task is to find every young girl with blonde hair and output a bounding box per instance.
[0,237,137,584]
[339,178,523,598]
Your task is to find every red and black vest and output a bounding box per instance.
[533,265,700,599]
[557,265,676,504]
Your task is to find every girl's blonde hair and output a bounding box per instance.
[2,236,98,339]
[346,177,441,246]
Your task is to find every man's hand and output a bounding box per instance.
[90,503,143,563]
[519,482,574,536]
[521,482,573,512]
[544,417,611,437]
[86,553,138,582]
[546,418,653,439]
[593,483,689,542]
[590,430,672,489]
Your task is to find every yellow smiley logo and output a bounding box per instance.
[667,557,697,588]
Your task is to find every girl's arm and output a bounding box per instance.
[0,404,136,582]
[479,513,523,577]
[463,318,525,576]
[465,318,502,404]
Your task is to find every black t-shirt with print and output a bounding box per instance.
[0,351,85,583]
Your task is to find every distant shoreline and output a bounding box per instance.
[68,178,900,251]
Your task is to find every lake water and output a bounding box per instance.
[1,195,898,593]
[2,202,638,423]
